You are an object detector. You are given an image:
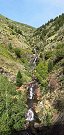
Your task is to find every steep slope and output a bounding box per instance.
[29,14,64,126]
[0,14,36,82]
[0,14,35,48]
[29,13,64,49]
[0,13,64,134]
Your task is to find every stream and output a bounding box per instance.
[26,49,39,123]
[11,49,64,135]
[26,81,39,123]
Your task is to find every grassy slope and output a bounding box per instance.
[30,14,64,125]
[0,14,36,83]
[0,14,64,126]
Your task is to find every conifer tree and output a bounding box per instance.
[48,59,53,72]
[16,70,22,87]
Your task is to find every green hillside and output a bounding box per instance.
[0,14,64,134]
[29,14,64,126]
[0,14,36,83]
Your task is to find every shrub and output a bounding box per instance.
[45,51,53,60]
[8,24,14,29]
[15,48,21,58]
[15,27,22,35]
[16,70,23,87]
[8,43,12,51]
[0,75,26,134]
[40,52,43,58]
[46,112,52,125]
[35,61,48,88]
[53,43,64,65]
[48,59,53,72]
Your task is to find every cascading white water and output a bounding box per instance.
[26,85,34,121]
[26,48,38,122]
[26,108,34,121]
[33,56,37,64]
[34,48,37,54]
[29,86,33,99]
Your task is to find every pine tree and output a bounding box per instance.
[16,70,22,87]
[15,48,21,58]
[48,59,53,72]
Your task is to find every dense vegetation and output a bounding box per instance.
[0,75,27,135]
[0,13,64,134]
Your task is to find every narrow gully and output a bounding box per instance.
[25,48,40,125]
[26,81,39,123]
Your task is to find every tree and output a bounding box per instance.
[0,75,26,134]
[35,61,48,87]
[16,70,22,87]
[48,59,53,72]
[8,43,12,51]
[15,48,21,58]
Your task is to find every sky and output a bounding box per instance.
[0,0,64,27]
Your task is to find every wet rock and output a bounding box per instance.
[34,122,40,128]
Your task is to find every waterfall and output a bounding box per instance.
[26,48,39,123]
[29,86,33,99]
[26,85,34,122]
[33,56,37,64]
[26,108,34,121]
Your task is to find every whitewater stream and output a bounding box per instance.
[26,83,35,122]
[26,49,38,123]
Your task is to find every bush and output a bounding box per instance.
[15,48,21,58]
[45,51,53,60]
[35,61,48,88]
[0,75,26,134]
[16,70,23,87]
[53,43,64,65]
[15,27,22,35]
[48,59,53,72]
[46,112,52,125]
[8,43,12,51]
[54,13,64,31]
